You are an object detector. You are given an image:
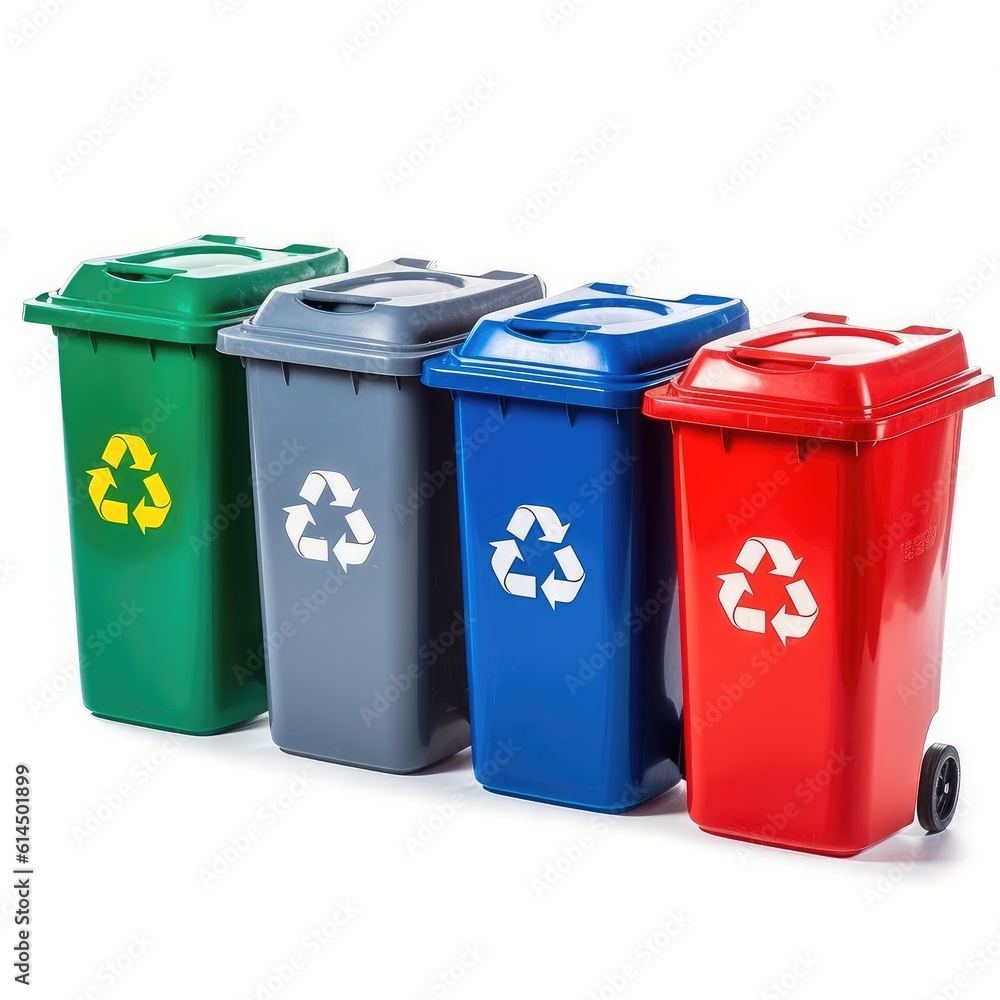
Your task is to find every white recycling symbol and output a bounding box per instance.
[489,504,586,610]
[718,536,818,646]
[282,470,376,572]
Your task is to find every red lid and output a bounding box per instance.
[642,312,994,442]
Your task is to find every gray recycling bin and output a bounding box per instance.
[217,259,545,772]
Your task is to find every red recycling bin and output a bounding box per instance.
[643,313,993,856]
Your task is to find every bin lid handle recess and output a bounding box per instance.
[505,316,600,339]
[727,346,821,372]
[104,263,184,282]
[297,289,391,313]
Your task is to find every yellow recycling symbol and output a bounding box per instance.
[87,433,172,534]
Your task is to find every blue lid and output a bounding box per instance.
[421,283,749,409]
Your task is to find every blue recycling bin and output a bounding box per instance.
[422,283,749,812]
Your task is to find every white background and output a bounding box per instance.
[3,1,1000,998]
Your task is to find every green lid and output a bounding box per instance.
[22,234,348,345]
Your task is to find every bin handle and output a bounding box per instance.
[728,346,820,371]
[105,263,183,281]
[297,289,390,312]
[506,317,600,338]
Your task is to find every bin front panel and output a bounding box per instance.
[675,416,961,855]
[245,359,468,772]
[58,329,266,733]
[455,392,681,811]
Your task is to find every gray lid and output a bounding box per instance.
[216,257,545,376]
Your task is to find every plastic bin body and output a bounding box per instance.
[23,235,348,734]
[423,285,749,811]
[644,313,994,854]
[453,394,680,811]
[218,259,545,772]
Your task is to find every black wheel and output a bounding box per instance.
[917,743,961,834]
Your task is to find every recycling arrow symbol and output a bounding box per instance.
[86,432,172,534]
[283,470,376,572]
[718,536,818,645]
[489,504,585,610]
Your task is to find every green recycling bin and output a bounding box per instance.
[23,235,348,734]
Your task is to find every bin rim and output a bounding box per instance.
[422,351,704,409]
[22,235,347,346]
[421,285,749,410]
[216,258,545,377]
[217,322,475,377]
[642,312,995,441]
